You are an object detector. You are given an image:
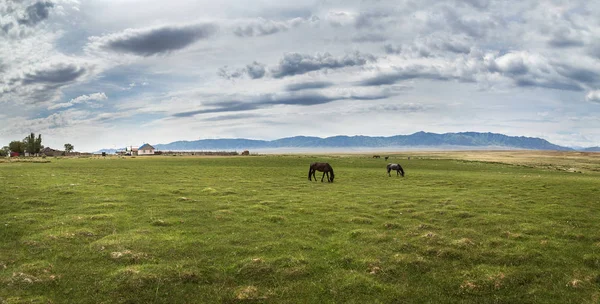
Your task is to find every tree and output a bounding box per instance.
[23,133,43,154]
[35,134,43,153]
[64,143,74,154]
[8,141,24,154]
[0,146,9,157]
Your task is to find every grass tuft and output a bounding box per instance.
[150,219,171,226]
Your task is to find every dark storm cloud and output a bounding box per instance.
[172,102,257,117]
[246,61,266,79]
[94,24,218,56]
[383,44,402,55]
[1,63,88,104]
[217,66,244,79]
[285,81,334,92]
[21,63,86,85]
[218,61,266,80]
[588,41,600,59]
[17,1,54,26]
[441,40,471,54]
[376,49,591,92]
[439,7,493,38]
[514,78,583,92]
[271,52,376,78]
[219,52,375,80]
[1,22,14,33]
[202,113,264,121]
[548,37,584,48]
[486,52,593,91]
[384,39,470,58]
[234,23,285,37]
[354,12,390,30]
[358,66,449,86]
[173,94,338,117]
[555,65,599,86]
[172,89,396,117]
[547,28,584,48]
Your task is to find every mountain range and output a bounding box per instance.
[98,132,600,153]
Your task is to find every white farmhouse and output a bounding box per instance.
[138,143,155,156]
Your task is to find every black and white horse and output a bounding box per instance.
[387,163,405,177]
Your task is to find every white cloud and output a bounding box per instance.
[85,23,218,57]
[326,11,355,28]
[232,17,314,37]
[585,90,600,103]
[48,92,108,110]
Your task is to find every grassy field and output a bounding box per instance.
[1,152,599,303]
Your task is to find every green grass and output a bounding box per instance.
[1,154,600,303]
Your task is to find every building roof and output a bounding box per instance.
[139,143,155,150]
[41,147,61,153]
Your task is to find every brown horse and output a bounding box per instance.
[373,155,381,158]
[308,162,335,182]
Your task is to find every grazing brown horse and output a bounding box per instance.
[387,163,405,177]
[384,156,389,161]
[373,155,381,158]
[308,162,335,182]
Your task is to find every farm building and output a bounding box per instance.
[125,146,139,156]
[40,147,64,156]
[138,144,155,156]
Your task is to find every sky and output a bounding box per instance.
[1,0,600,152]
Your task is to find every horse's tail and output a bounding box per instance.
[329,165,335,182]
[308,164,313,180]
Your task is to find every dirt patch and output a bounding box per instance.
[235,286,267,300]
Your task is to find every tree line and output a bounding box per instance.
[0,133,74,157]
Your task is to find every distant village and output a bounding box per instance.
[4,141,247,158]
[2,133,253,158]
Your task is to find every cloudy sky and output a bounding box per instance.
[1,0,600,151]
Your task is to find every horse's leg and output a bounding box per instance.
[388,168,391,177]
[326,171,331,182]
[311,169,316,181]
[321,171,326,182]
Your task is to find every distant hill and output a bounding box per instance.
[132,132,578,152]
[581,146,600,152]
